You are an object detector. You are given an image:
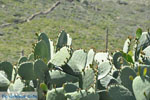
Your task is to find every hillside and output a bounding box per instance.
[0,0,150,63]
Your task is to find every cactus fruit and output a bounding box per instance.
[1,29,150,100]
[134,65,150,77]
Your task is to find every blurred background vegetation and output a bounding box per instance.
[0,0,150,63]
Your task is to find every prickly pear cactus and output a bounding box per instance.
[67,49,87,75]
[18,56,28,64]
[63,82,79,93]
[34,40,49,62]
[97,62,112,80]
[80,68,95,89]
[56,30,68,51]
[49,70,79,87]
[38,33,53,60]
[1,29,150,100]
[34,60,49,81]
[112,70,120,79]
[123,37,131,53]
[134,65,150,77]
[134,32,150,61]
[49,47,71,67]
[113,51,128,69]
[18,62,35,80]
[46,87,66,100]
[65,88,99,100]
[99,75,118,88]
[0,61,13,81]
[0,71,10,87]
[86,49,95,67]
[7,77,25,93]
[120,66,136,92]
[28,53,34,61]
[94,52,112,65]
[108,85,136,100]
[67,34,72,47]
[132,76,150,100]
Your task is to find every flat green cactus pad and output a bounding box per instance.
[132,76,150,100]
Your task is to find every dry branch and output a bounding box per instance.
[0,1,61,28]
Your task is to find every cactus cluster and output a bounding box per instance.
[0,29,150,100]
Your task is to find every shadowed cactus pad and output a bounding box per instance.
[113,51,128,69]
[34,40,49,62]
[108,85,136,100]
[28,53,34,61]
[63,82,79,93]
[56,30,68,51]
[120,66,136,92]
[18,62,35,80]
[34,60,49,81]
[38,33,51,57]
[49,70,79,87]
[0,61,13,81]
[18,56,28,64]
